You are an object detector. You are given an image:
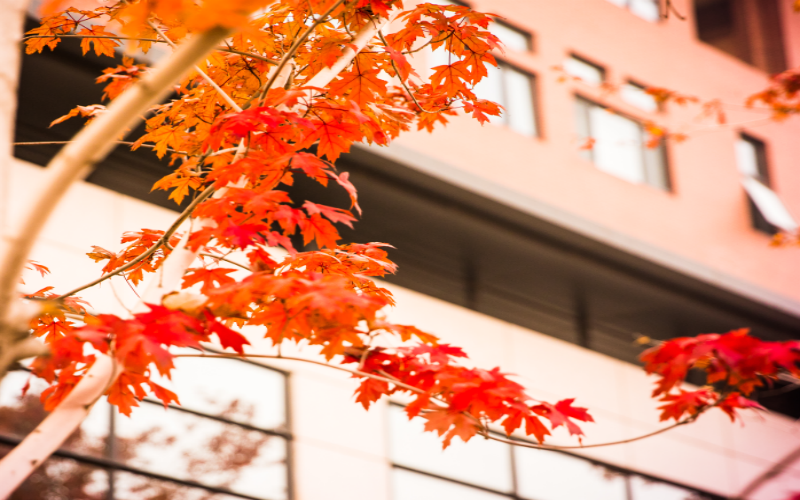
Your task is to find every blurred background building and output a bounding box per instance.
[3,0,800,499]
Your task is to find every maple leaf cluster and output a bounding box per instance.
[17,0,598,450]
[747,67,800,120]
[640,328,800,422]
[344,344,593,447]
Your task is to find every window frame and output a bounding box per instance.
[490,58,541,138]
[620,80,660,113]
[604,0,663,23]
[491,19,534,52]
[564,53,607,86]
[387,403,723,500]
[0,358,293,500]
[574,94,671,190]
[735,133,792,235]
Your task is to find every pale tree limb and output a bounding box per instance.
[0,26,230,500]
[0,12,397,498]
[0,25,231,330]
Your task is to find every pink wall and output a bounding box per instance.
[398,0,800,304]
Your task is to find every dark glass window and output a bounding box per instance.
[0,358,291,500]
[694,0,787,74]
[575,96,670,190]
[735,134,797,235]
[388,405,721,500]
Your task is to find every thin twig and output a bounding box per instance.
[174,352,424,393]
[198,253,250,270]
[55,185,216,299]
[483,419,691,450]
[175,350,710,451]
[377,31,437,114]
[252,0,347,105]
[147,20,242,112]
[14,141,238,158]
[23,34,278,65]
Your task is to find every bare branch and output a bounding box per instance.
[147,20,242,112]
[23,34,278,65]
[56,185,216,300]
[177,351,706,452]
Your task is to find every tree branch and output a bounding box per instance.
[177,351,708,452]
[23,34,278,65]
[55,185,216,300]
[147,20,242,112]
[0,26,230,329]
[255,0,347,103]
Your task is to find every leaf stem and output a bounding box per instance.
[376,31,437,114]
[251,0,347,106]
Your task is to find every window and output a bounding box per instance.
[427,3,537,137]
[563,55,605,86]
[489,21,532,52]
[389,405,513,492]
[694,0,787,74]
[621,82,658,112]
[0,357,291,500]
[426,0,534,52]
[473,61,538,136]
[605,0,660,22]
[735,135,797,234]
[388,404,718,500]
[575,96,669,189]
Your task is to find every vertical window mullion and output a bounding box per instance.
[498,63,509,126]
[106,402,116,500]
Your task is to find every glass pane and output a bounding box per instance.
[392,468,509,500]
[735,138,761,178]
[114,404,289,500]
[621,83,658,112]
[630,0,661,22]
[113,471,245,500]
[575,98,593,161]
[643,141,669,190]
[474,63,506,126]
[0,445,109,500]
[564,56,604,86]
[490,22,530,52]
[515,447,627,500]
[153,356,286,431]
[630,475,698,500]
[741,178,799,232]
[0,371,49,438]
[503,66,537,136]
[0,370,110,458]
[388,405,513,493]
[589,105,646,183]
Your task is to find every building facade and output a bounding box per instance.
[2,0,800,499]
